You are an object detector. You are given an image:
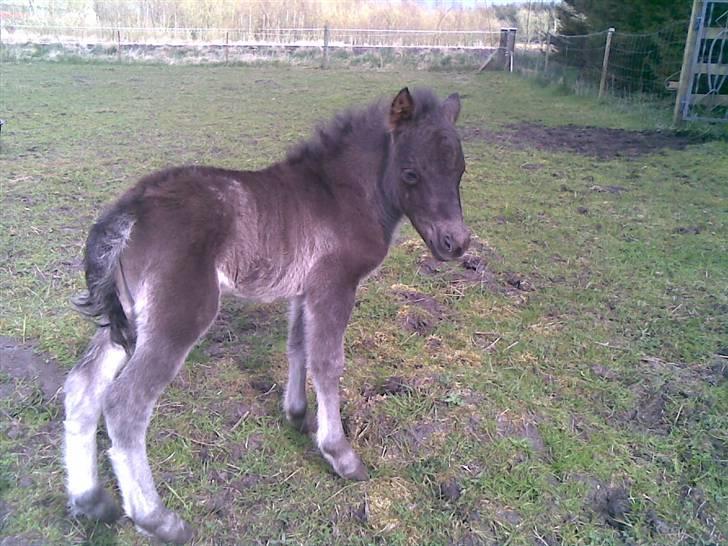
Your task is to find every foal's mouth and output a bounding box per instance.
[412,220,470,262]
[427,234,469,262]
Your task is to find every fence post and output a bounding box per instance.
[321,24,330,69]
[498,28,508,70]
[598,27,615,98]
[116,29,121,62]
[673,0,702,125]
[225,31,229,64]
[544,31,551,73]
[499,28,517,71]
[507,28,517,72]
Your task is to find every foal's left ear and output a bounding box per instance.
[389,87,415,130]
[441,93,461,124]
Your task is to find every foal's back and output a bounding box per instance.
[115,163,350,303]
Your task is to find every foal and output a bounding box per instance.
[64,87,471,543]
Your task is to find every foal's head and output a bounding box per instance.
[388,88,471,261]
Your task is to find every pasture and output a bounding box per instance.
[0,62,726,545]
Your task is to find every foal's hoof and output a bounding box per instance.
[287,409,318,435]
[70,486,122,523]
[324,446,369,481]
[135,507,194,545]
[339,457,369,481]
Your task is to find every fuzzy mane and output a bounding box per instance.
[286,88,444,165]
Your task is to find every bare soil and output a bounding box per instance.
[495,412,545,453]
[414,238,533,304]
[0,336,65,401]
[392,288,450,336]
[461,123,704,160]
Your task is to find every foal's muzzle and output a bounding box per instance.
[430,223,471,261]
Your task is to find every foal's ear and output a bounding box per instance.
[441,93,461,124]
[389,87,414,130]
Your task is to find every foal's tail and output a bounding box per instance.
[72,204,137,354]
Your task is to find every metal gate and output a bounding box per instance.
[675,0,728,122]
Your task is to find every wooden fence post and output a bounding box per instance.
[225,31,229,64]
[507,28,517,72]
[673,0,702,125]
[544,31,551,73]
[499,28,516,71]
[598,27,615,98]
[322,24,330,69]
[116,29,121,62]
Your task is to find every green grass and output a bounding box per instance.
[1,61,726,545]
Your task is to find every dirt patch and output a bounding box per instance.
[203,299,285,362]
[680,486,722,530]
[461,123,703,160]
[361,375,413,398]
[495,412,545,454]
[645,509,671,536]
[228,433,265,460]
[392,287,449,336]
[343,390,449,461]
[590,184,628,194]
[567,474,634,531]
[673,225,702,235]
[504,272,534,292]
[222,400,268,427]
[622,355,725,435]
[590,364,619,381]
[0,336,65,401]
[438,478,462,502]
[413,238,532,303]
[392,289,448,318]
[393,421,445,456]
[585,481,632,530]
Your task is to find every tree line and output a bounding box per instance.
[7,0,555,39]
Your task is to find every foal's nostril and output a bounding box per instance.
[443,233,453,252]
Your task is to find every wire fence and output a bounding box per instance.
[0,19,700,108]
[516,21,690,99]
[0,23,503,49]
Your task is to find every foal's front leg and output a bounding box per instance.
[284,296,315,433]
[304,282,368,481]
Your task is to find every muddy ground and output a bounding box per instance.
[461,123,707,160]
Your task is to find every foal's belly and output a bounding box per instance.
[216,253,315,303]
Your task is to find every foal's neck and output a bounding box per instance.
[326,127,403,246]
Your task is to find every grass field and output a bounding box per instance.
[0,61,726,546]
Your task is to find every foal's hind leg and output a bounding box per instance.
[64,329,127,522]
[103,281,219,544]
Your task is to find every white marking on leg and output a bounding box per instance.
[316,398,332,455]
[64,343,127,498]
[108,445,161,519]
[65,422,99,498]
[313,377,343,452]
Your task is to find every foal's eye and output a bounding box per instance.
[402,169,419,185]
